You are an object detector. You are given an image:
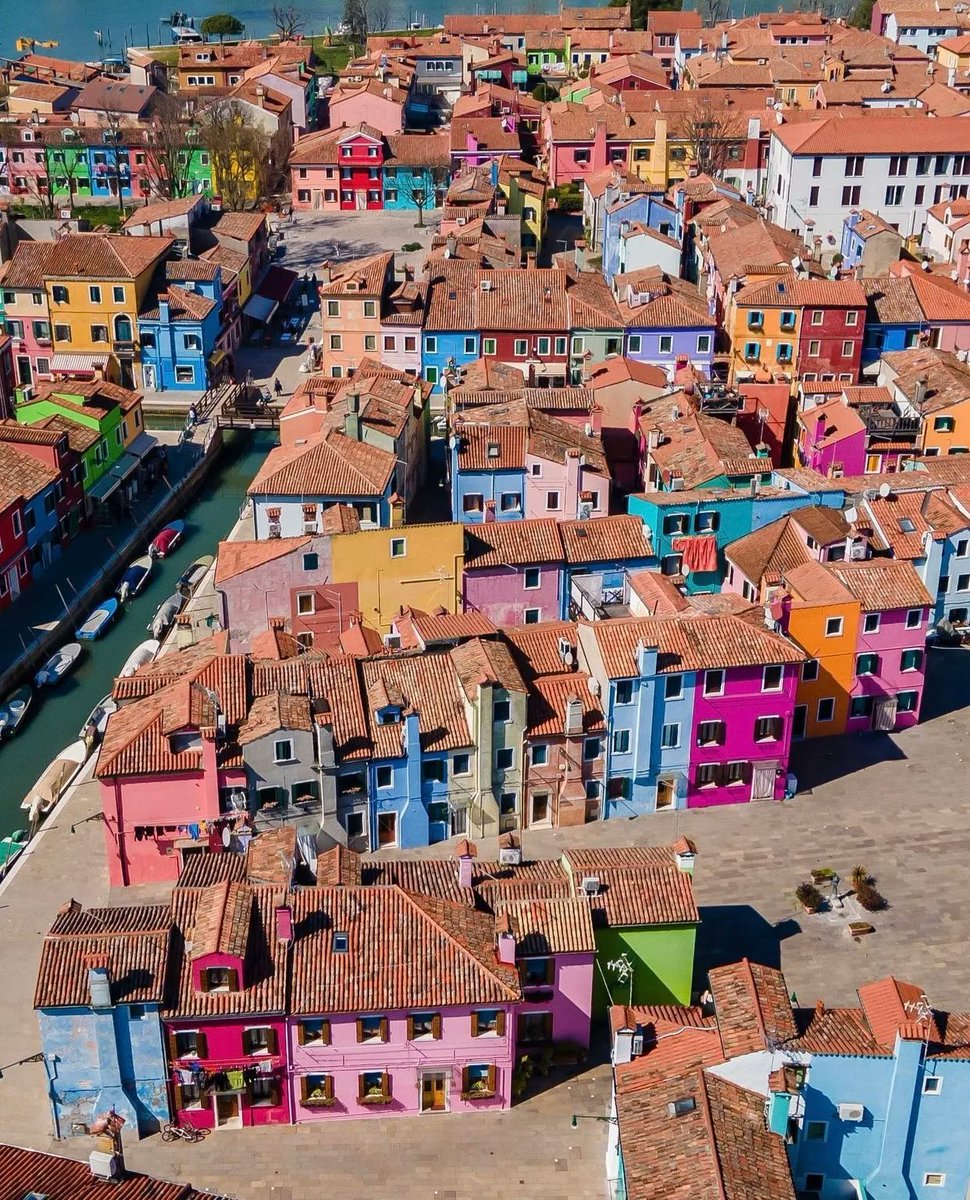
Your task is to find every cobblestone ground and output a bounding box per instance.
[0,647,967,1197]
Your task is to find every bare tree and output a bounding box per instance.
[141,92,197,201]
[342,0,370,50]
[196,100,272,211]
[676,93,742,180]
[95,104,132,218]
[371,0,391,33]
[695,0,731,27]
[389,163,449,226]
[271,4,306,39]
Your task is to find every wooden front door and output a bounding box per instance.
[655,779,675,810]
[214,1092,241,1129]
[421,1072,447,1112]
[377,811,397,847]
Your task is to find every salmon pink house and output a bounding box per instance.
[289,123,385,212]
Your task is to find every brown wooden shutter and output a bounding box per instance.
[297,1022,306,1046]
[496,1010,506,1037]
[431,1013,442,1040]
[406,1015,415,1041]
[379,1017,389,1042]
[269,1027,279,1055]
[471,1011,480,1037]
[356,1018,365,1043]
[321,1019,331,1045]
[487,1064,497,1093]
[269,1079,281,1107]
[545,958,555,984]
[300,1075,309,1103]
[195,1030,208,1059]
[381,1071,390,1099]
[174,1083,186,1112]
[228,968,239,992]
[461,1066,470,1092]
[166,1027,179,1062]
[357,1073,366,1102]
[324,1074,334,1101]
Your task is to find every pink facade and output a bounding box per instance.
[797,408,867,478]
[687,663,799,808]
[845,605,928,733]
[328,90,405,136]
[545,121,629,187]
[288,1005,516,1121]
[3,287,54,389]
[463,562,562,626]
[290,162,342,212]
[523,449,609,522]
[379,323,422,375]
[519,952,595,1049]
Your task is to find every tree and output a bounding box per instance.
[391,163,449,226]
[848,0,874,28]
[676,92,742,180]
[342,0,370,50]
[200,13,245,43]
[197,100,272,210]
[141,91,196,201]
[96,103,131,218]
[694,0,729,24]
[271,4,305,39]
[532,82,560,102]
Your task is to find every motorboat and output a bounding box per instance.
[176,554,213,596]
[118,638,161,678]
[79,694,118,749]
[150,591,184,639]
[117,554,154,602]
[150,521,185,558]
[34,642,83,688]
[21,740,89,824]
[0,685,33,738]
[0,829,28,878]
[76,597,119,640]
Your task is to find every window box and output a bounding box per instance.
[359,1092,394,1106]
[303,1094,337,1108]
[461,1085,496,1101]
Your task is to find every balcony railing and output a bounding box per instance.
[858,409,921,439]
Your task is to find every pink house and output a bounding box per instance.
[542,105,634,187]
[687,637,805,809]
[525,443,610,521]
[165,881,291,1131]
[288,883,521,1120]
[828,561,933,733]
[463,520,565,626]
[797,399,867,478]
[328,79,408,136]
[289,123,384,212]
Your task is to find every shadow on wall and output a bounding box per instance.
[922,644,970,720]
[693,904,800,993]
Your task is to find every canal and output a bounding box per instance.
[0,429,273,841]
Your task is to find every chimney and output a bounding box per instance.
[496,912,517,965]
[914,376,928,409]
[526,251,536,269]
[456,837,478,887]
[345,389,361,440]
[158,291,170,324]
[445,234,458,258]
[673,836,696,874]
[275,904,293,943]
[85,953,113,1009]
[574,238,587,270]
[255,83,265,108]
[815,998,825,1018]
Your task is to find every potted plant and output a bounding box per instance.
[796,882,824,914]
[851,865,871,890]
[461,1077,496,1101]
[855,881,887,912]
[810,866,836,886]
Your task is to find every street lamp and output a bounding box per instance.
[571,1114,617,1127]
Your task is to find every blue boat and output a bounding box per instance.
[76,597,119,641]
[116,554,153,602]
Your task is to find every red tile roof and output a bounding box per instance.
[827,559,934,610]
[708,959,798,1057]
[494,896,596,954]
[526,671,604,736]
[464,518,565,568]
[773,113,970,155]
[247,430,396,499]
[0,1145,217,1200]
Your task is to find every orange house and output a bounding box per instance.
[780,559,861,739]
[318,251,394,378]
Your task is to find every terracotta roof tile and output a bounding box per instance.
[526,671,604,736]
[774,112,970,156]
[493,896,596,954]
[560,514,653,564]
[247,430,396,499]
[709,959,798,1056]
[828,558,934,610]
[464,518,565,569]
[215,535,311,585]
[212,210,267,242]
[393,607,498,649]
[0,1145,213,1200]
[361,652,472,756]
[42,232,174,280]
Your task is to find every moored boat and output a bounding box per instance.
[0,685,33,738]
[0,829,28,878]
[176,554,213,596]
[150,521,185,558]
[118,638,161,678]
[150,592,184,639]
[34,642,83,688]
[21,740,89,825]
[76,597,119,641]
[79,694,118,748]
[116,554,154,602]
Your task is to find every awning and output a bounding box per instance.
[109,452,141,484]
[126,430,158,460]
[51,353,110,373]
[88,471,121,502]
[256,265,298,303]
[243,294,279,323]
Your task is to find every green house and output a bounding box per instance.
[561,843,699,1012]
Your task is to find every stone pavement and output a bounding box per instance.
[0,647,968,1196]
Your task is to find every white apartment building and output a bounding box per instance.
[765,114,970,245]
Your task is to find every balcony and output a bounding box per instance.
[858,407,921,440]
[570,571,635,620]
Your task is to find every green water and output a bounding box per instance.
[0,430,273,841]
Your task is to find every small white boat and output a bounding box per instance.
[34,642,83,688]
[118,638,161,678]
[22,740,89,823]
[76,598,119,641]
[0,685,33,738]
[117,554,154,603]
[79,694,118,748]
[150,592,184,639]
[176,554,213,597]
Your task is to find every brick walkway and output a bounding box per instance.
[0,647,967,1197]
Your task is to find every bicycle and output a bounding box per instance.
[161,1121,210,1143]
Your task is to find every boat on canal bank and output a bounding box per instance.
[0,686,33,739]
[79,694,118,750]
[34,643,83,689]
[76,598,120,641]
[21,740,89,827]
[116,555,154,603]
[118,638,161,678]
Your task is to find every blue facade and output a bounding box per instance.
[87,143,135,200]
[933,529,970,626]
[861,322,920,371]
[423,330,478,394]
[22,479,64,577]
[138,274,222,393]
[791,1036,970,1200]
[600,644,658,819]
[38,1000,170,1137]
[384,165,447,211]
[623,325,717,377]
[450,443,526,523]
[650,669,695,811]
[604,194,682,283]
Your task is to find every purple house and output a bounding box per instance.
[613,270,716,377]
[796,399,867,478]
[686,623,806,809]
[827,561,933,733]
[463,519,565,627]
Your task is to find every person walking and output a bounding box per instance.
[274,377,284,398]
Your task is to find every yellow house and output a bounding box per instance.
[726,275,802,387]
[498,156,548,255]
[330,522,465,632]
[936,34,970,89]
[42,232,174,388]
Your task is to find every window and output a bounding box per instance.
[363,301,376,318]
[493,699,511,723]
[901,648,923,672]
[802,659,819,682]
[513,338,528,357]
[496,747,514,769]
[906,609,923,629]
[302,552,319,572]
[856,653,879,676]
[924,1175,945,1188]
[425,366,439,384]
[473,1009,503,1036]
[923,1075,942,1094]
[204,967,235,992]
[89,285,102,304]
[482,337,496,355]
[807,339,821,357]
[662,513,689,536]
[463,335,476,355]
[390,537,406,559]
[296,592,315,616]
[422,759,446,783]
[659,335,673,354]
[91,324,109,343]
[884,185,904,206]
[359,1070,390,1101]
[616,680,634,705]
[809,185,819,207]
[747,311,764,330]
[409,1012,441,1040]
[574,148,590,164]
[841,340,853,358]
[780,310,796,331]
[743,342,760,362]
[53,324,71,343]
[762,665,783,692]
[453,752,470,775]
[697,334,711,354]
[537,336,550,356]
[696,763,719,788]
[545,491,560,511]
[243,1026,276,1056]
[184,333,202,351]
[111,285,125,304]
[845,310,858,327]
[825,616,843,637]
[524,567,541,589]
[805,1176,825,1194]
[817,697,835,722]
[357,1016,387,1043]
[273,739,294,763]
[364,334,376,351]
[463,493,483,514]
[696,720,724,746]
[174,1030,203,1058]
[754,716,782,742]
[327,300,339,317]
[805,1121,828,1142]
[661,723,680,749]
[425,335,437,353]
[521,957,553,987]
[329,334,342,351]
[841,185,861,206]
[583,737,601,761]
[704,669,724,697]
[723,761,747,786]
[850,696,874,718]
[863,613,880,634]
[613,729,631,754]
[661,553,683,577]
[627,335,641,353]
[665,674,683,700]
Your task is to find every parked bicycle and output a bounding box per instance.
[161,1121,209,1143]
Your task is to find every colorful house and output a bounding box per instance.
[796,397,868,477]
[137,276,221,393]
[613,270,716,377]
[383,133,451,212]
[861,276,923,371]
[328,79,409,137]
[0,240,56,389]
[463,519,566,627]
[0,419,84,545]
[422,261,480,392]
[319,252,395,378]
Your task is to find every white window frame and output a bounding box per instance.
[922,1075,942,1095]
[825,616,843,637]
[273,739,295,764]
[296,592,315,615]
[390,537,407,558]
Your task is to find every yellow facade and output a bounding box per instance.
[919,398,970,456]
[727,295,802,386]
[786,596,861,738]
[330,522,465,632]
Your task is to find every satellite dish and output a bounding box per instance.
[878,482,892,498]
[221,825,231,848]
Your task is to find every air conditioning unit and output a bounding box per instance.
[580,874,600,896]
[838,1102,864,1123]
[849,542,867,561]
[20,385,35,402]
[268,523,281,539]
[578,501,593,519]
[383,633,401,649]
[89,1151,123,1180]
[499,845,522,866]
[480,278,493,291]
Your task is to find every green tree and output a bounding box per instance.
[532,82,560,102]
[848,0,874,28]
[200,13,245,43]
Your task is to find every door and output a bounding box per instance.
[420,1072,447,1113]
[16,355,31,385]
[792,705,808,739]
[530,791,550,826]
[143,363,156,391]
[313,189,323,210]
[355,189,366,211]
[214,1092,242,1129]
[377,811,397,847]
[655,779,675,810]
[750,762,777,802]
[873,697,897,732]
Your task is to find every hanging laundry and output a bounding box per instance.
[670,535,719,574]
[178,1068,194,1085]
[225,1069,245,1091]
[188,823,200,840]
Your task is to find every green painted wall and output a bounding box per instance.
[16,391,123,488]
[593,923,697,1012]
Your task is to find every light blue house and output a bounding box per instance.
[450,430,525,523]
[383,133,451,212]
[422,264,479,393]
[35,903,172,1138]
[603,191,682,284]
[138,271,221,393]
[861,276,923,371]
[614,275,717,377]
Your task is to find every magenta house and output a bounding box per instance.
[687,639,805,809]
[828,561,933,733]
[463,519,565,626]
[165,881,291,1132]
[796,400,867,479]
[288,884,521,1120]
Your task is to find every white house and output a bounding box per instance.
[766,114,970,246]
[883,11,960,56]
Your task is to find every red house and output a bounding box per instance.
[476,269,571,386]
[0,473,29,608]
[0,420,84,540]
[335,126,385,211]
[795,280,868,385]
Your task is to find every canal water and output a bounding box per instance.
[0,429,273,842]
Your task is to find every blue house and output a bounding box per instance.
[423,264,479,393]
[560,514,656,619]
[138,273,221,392]
[861,276,923,371]
[613,275,717,377]
[383,133,451,212]
[35,901,172,1138]
[603,190,682,284]
[450,426,526,523]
